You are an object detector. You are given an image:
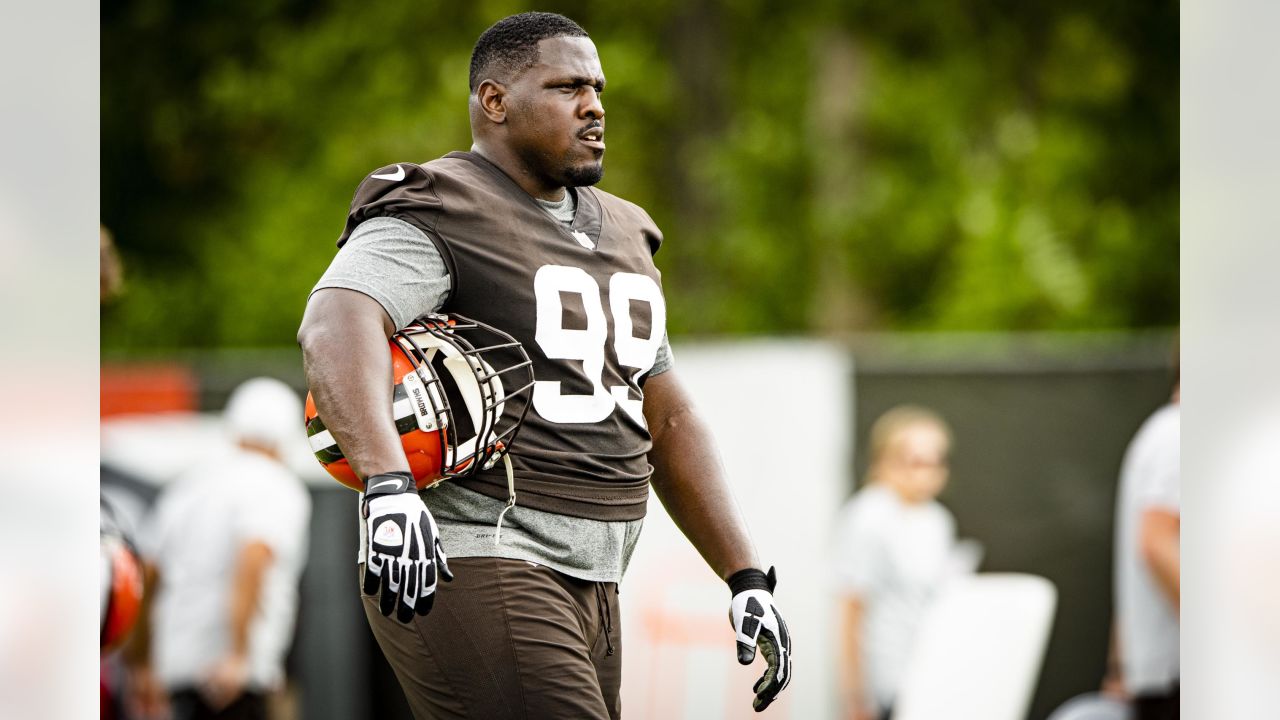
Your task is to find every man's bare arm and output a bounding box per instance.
[302,288,453,620]
[122,561,158,667]
[123,563,169,717]
[1139,508,1180,610]
[643,370,760,580]
[837,595,877,720]
[1101,616,1126,697]
[298,288,407,479]
[201,540,275,710]
[227,541,273,658]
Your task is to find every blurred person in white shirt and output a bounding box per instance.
[1111,378,1180,720]
[125,378,311,720]
[832,406,961,720]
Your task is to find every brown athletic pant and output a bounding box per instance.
[362,557,622,720]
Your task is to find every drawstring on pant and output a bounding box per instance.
[492,454,517,546]
[595,583,615,656]
[489,453,613,658]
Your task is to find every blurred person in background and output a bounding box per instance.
[101,225,145,719]
[297,11,791,718]
[101,225,124,304]
[833,406,961,720]
[125,378,311,720]
[1111,372,1180,720]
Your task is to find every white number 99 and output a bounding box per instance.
[532,265,665,425]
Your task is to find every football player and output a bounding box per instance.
[298,12,792,718]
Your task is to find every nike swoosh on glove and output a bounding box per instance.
[728,566,793,712]
[362,472,453,622]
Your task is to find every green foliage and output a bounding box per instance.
[102,0,1177,349]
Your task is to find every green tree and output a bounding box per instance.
[102,0,1177,350]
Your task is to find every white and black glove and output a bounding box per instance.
[728,566,793,712]
[362,471,453,622]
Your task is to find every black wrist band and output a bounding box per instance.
[727,566,777,595]
[363,471,416,498]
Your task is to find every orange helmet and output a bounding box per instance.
[305,314,534,491]
[100,504,144,652]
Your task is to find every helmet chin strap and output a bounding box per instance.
[492,454,517,546]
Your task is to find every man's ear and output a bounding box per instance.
[476,79,508,124]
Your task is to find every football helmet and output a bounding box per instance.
[305,314,534,492]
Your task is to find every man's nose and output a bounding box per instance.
[581,88,604,121]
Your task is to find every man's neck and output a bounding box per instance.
[876,478,925,506]
[238,439,282,463]
[470,142,566,201]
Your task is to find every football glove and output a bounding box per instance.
[728,566,793,712]
[362,472,453,622]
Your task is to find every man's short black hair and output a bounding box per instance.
[469,12,589,93]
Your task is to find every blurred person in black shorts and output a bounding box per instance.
[125,379,311,720]
[1112,373,1180,720]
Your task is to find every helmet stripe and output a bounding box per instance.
[307,383,430,465]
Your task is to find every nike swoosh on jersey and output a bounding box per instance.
[371,164,407,182]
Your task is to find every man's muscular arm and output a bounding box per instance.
[202,540,273,710]
[298,288,407,478]
[645,369,792,712]
[643,369,760,579]
[1140,508,1180,611]
[300,288,451,622]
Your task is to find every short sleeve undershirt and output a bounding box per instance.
[312,217,452,330]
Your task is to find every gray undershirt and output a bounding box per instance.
[314,209,670,583]
[536,188,578,224]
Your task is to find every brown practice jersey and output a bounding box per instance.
[337,152,667,521]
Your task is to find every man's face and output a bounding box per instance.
[882,423,951,504]
[503,36,606,189]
